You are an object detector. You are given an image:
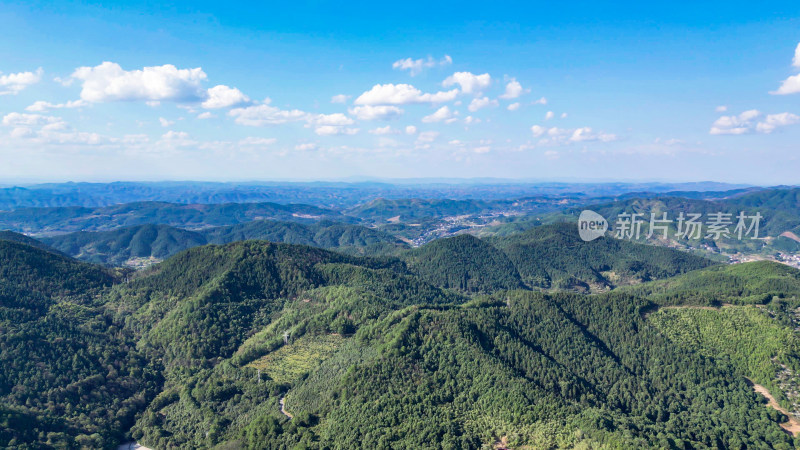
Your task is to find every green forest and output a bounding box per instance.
[2,222,800,449]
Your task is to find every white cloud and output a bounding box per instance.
[560,113,568,119]
[531,124,617,144]
[416,130,439,143]
[313,113,355,126]
[507,102,520,111]
[468,97,497,112]
[25,99,87,112]
[405,125,417,135]
[794,42,800,68]
[771,43,800,95]
[295,143,317,151]
[442,72,491,95]
[354,83,458,105]
[314,125,359,136]
[71,62,207,102]
[0,68,43,95]
[569,127,617,142]
[197,112,215,119]
[499,79,527,99]
[533,97,547,105]
[545,111,555,120]
[392,55,452,76]
[202,85,250,109]
[473,146,491,154]
[368,126,399,135]
[159,117,174,127]
[331,94,350,104]
[229,99,308,126]
[773,74,800,95]
[464,115,480,125]
[422,106,456,123]
[348,105,403,120]
[239,137,277,146]
[2,112,62,127]
[2,113,114,146]
[715,105,728,112]
[710,109,760,135]
[755,112,800,134]
[708,109,797,135]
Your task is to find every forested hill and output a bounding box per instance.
[404,234,525,293]
[1,235,800,448]
[0,201,345,234]
[42,220,408,266]
[488,223,715,291]
[0,230,59,254]
[0,240,159,448]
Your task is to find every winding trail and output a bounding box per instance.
[279,395,293,419]
[746,378,800,436]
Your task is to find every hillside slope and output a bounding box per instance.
[43,220,408,266]
[489,223,716,291]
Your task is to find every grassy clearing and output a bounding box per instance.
[247,334,344,384]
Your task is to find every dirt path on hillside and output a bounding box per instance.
[746,378,800,436]
[780,231,800,243]
[279,395,293,419]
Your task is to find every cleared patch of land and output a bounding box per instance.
[748,379,800,436]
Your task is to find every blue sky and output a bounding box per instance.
[1,1,799,184]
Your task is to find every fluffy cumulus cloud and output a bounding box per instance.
[71,62,208,102]
[392,55,452,76]
[794,42,800,68]
[26,99,87,112]
[405,125,417,135]
[202,85,250,109]
[228,99,308,126]
[507,102,520,111]
[0,68,43,95]
[468,97,497,112]
[331,94,350,104]
[368,126,399,135]
[531,124,617,144]
[422,106,457,123]
[771,43,800,95]
[2,112,109,145]
[312,113,354,126]
[710,109,799,135]
[499,79,527,99]
[348,105,403,120]
[354,83,458,105]
[314,125,359,136]
[442,72,491,95]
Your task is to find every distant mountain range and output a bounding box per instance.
[0,180,758,210]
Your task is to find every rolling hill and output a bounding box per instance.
[42,220,408,266]
[2,233,800,448]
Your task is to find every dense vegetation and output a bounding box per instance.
[489,223,715,291]
[404,234,525,293]
[0,239,160,448]
[42,220,407,266]
[0,201,344,234]
[2,224,800,448]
